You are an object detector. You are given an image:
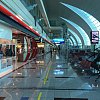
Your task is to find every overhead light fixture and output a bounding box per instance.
[16,15,24,21]
[53,38,64,42]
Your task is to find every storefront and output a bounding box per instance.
[0,23,38,77]
[37,42,45,54]
[13,30,38,62]
[0,23,14,78]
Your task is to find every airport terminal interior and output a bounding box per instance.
[0,0,100,100]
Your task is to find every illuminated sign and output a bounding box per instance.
[37,43,44,47]
[52,38,64,44]
[91,31,99,44]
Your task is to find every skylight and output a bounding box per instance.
[69,39,74,46]
[70,36,77,46]
[60,17,91,46]
[68,28,82,45]
[61,2,100,45]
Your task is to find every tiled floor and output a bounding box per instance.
[0,52,100,100]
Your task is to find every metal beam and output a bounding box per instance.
[35,0,50,29]
[68,32,78,45]
[27,4,37,11]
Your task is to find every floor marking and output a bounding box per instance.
[33,61,52,99]
[37,92,42,100]
[43,66,51,85]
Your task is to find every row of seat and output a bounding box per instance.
[70,51,100,82]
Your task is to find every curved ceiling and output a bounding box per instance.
[70,36,77,46]
[68,28,82,46]
[61,17,91,45]
[68,31,78,46]
[1,0,99,46]
[43,0,100,44]
[61,2,100,32]
[69,38,74,46]
[43,0,100,23]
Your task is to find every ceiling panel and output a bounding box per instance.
[43,0,100,37]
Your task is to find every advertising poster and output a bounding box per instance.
[91,31,99,44]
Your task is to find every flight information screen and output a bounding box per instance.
[91,31,99,44]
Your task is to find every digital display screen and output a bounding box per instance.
[91,31,99,44]
[52,38,65,44]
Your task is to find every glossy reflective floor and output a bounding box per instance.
[0,52,100,100]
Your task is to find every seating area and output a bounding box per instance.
[69,50,100,82]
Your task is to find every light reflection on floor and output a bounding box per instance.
[0,53,100,100]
